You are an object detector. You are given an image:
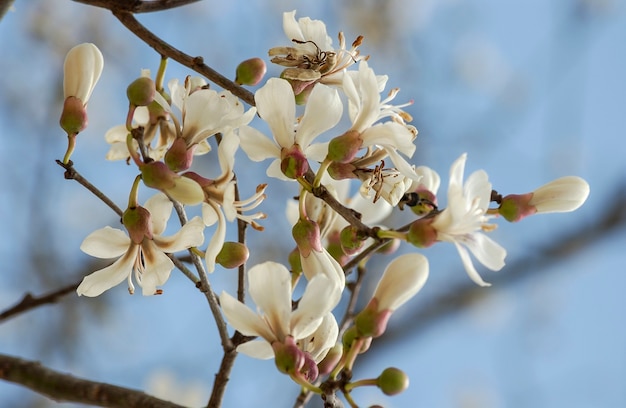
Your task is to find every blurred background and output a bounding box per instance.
[0,0,625,407]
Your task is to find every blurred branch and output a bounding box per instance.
[72,0,202,13]
[0,281,80,324]
[111,10,255,106]
[0,0,15,22]
[377,184,626,345]
[0,353,186,408]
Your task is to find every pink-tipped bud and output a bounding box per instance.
[354,299,392,338]
[340,225,366,256]
[327,161,358,181]
[406,218,437,248]
[273,337,305,375]
[498,193,535,222]
[292,218,323,257]
[165,137,195,172]
[376,238,401,255]
[327,130,363,163]
[377,367,409,396]
[59,96,88,134]
[235,57,267,86]
[127,76,156,107]
[122,205,153,244]
[294,82,315,105]
[215,241,249,269]
[141,162,204,205]
[280,144,309,179]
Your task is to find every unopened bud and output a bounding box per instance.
[59,96,88,134]
[127,76,156,107]
[327,130,363,163]
[273,338,305,375]
[280,144,309,179]
[141,161,204,205]
[235,57,267,86]
[340,225,366,256]
[327,161,357,181]
[498,193,535,222]
[317,343,343,376]
[342,326,372,354]
[406,218,437,248]
[292,218,322,257]
[215,241,249,269]
[377,367,409,396]
[122,205,152,244]
[354,299,392,338]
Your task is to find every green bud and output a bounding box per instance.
[292,218,322,257]
[406,218,437,248]
[127,77,156,107]
[280,144,309,179]
[165,137,195,172]
[122,205,153,244]
[215,242,249,269]
[59,96,88,134]
[499,193,535,222]
[340,225,366,256]
[327,130,362,163]
[273,339,304,375]
[235,57,267,86]
[377,367,409,396]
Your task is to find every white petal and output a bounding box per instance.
[454,242,491,287]
[297,85,343,149]
[236,340,275,360]
[248,262,292,340]
[80,226,130,258]
[463,233,506,272]
[220,291,275,340]
[140,242,175,295]
[530,176,590,213]
[305,313,339,362]
[154,216,205,253]
[63,43,103,103]
[167,176,204,205]
[76,246,136,296]
[238,125,281,162]
[144,193,173,236]
[255,78,295,149]
[204,205,225,273]
[373,253,429,311]
[291,275,340,339]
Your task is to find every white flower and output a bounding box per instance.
[529,176,590,213]
[296,312,339,363]
[431,153,506,287]
[238,78,342,179]
[220,261,342,360]
[63,43,103,104]
[77,193,205,296]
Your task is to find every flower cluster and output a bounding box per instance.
[61,9,590,406]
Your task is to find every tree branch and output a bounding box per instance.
[111,10,255,106]
[72,0,203,14]
[0,281,80,324]
[0,353,186,408]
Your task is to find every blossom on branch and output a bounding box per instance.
[77,193,204,296]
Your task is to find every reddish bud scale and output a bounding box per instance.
[280,145,309,179]
[406,218,437,248]
[354,300,392,338]
[165,137,195,172]
[60,96,88,134]
[317,344,343,377]
[122,206,152,244]
[140,161,177,190]
[273,338,305,375]
[327,161,357,181]
[327,130,363,163]
[292,218,323,257]
[499,193,536,222]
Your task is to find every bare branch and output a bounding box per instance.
[0,353,186,408]
[72,0,203,14]
[111,10,255,106]
[0,281,80,324]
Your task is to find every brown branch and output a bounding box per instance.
[72,0,203,13]
[0,281,80,324]
[111,10,256,107]
[0,353,186,408]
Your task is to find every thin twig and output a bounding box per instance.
[72,0,202,13]
[111,10,255,106]
[0,353,186,408]
[0,281,80,324]
[56,160,124,217]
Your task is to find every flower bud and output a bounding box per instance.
[370,253,429,312]
[327,130,363,163]
[292,218,323,257]
[165,137,195,172]
[317,343,343,376]
[340,225,366,256]
[354,299,392,338]
[122,205,152,244]
[327,161,357,180]
[280,144,309,179]
[59,96,88,134]
[406,218,437,248]
[141,161,204,205]
[342,326,371,354]
[127,76,156,107]
[377,367,409,396]
[215,241,249,269]
[63,43,103,104]
[499,176,590,222]
[235,57,267,86]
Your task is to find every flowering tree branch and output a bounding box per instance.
[0,281,80,324]
[0,354,186,408]
[72,0,203,14]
